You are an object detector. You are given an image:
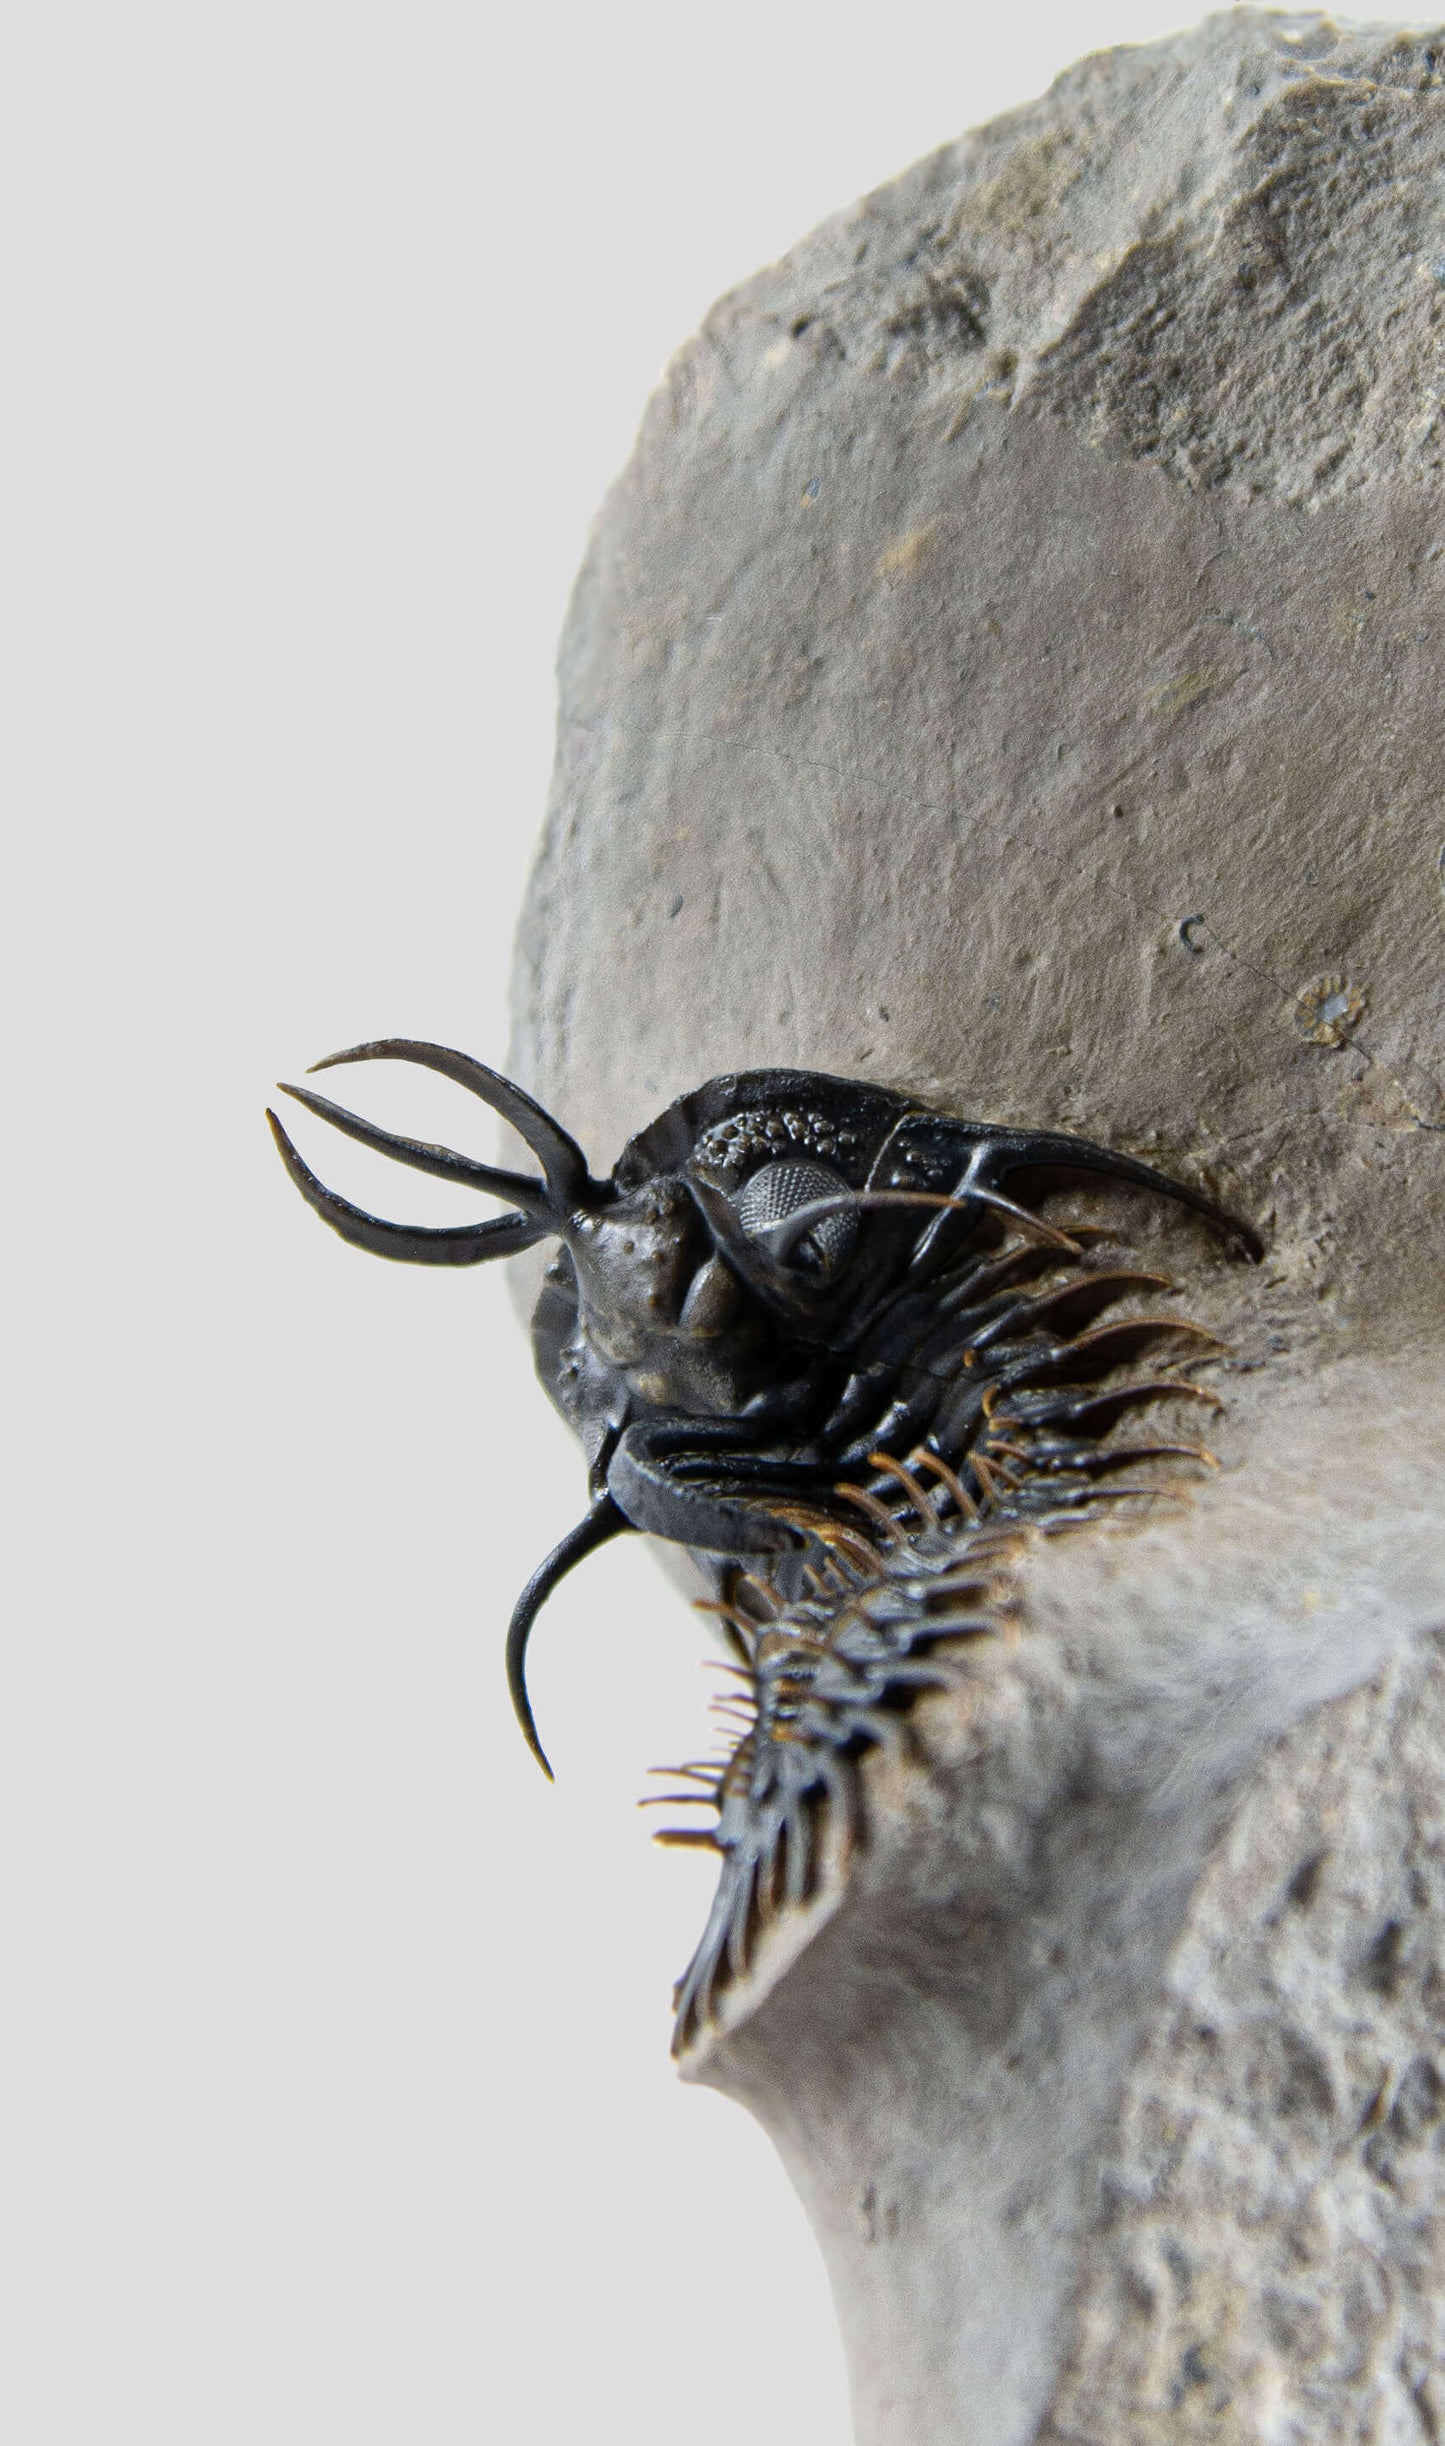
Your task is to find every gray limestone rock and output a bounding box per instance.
[1038,1631,1445,2443]
[509,12,1445,2441]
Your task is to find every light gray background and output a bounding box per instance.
[4,6,1361,2439]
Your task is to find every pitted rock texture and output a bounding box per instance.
[1039,1634,1445,2446]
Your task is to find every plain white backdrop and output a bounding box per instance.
[6,5,1300,2438]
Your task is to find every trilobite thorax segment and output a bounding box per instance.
[270,1043,1259,1774]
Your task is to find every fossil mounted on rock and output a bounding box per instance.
[275,11,1445,2443]
[505,10,1445,2441]
[270,1047,1255,1780]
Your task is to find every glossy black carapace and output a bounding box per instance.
[269,1043,1259,1772]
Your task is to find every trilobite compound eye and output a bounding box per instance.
[732,1157,858,1275]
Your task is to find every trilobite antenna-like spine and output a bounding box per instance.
[271,1046,1256,1786]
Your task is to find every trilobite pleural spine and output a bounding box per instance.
[269,1044,1257,1799]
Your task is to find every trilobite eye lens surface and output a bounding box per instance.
[733,1157,858,1274]
[274,1050,1260,1783]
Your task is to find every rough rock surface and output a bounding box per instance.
[508,13,1445,2442]
[513,6,1445,1324]
[1039,1633,1445,2445]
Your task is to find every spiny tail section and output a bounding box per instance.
[665,1466,1022,2049]
[664,1262,1225,2052]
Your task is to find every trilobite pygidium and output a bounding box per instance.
[268,1041,1259,1788]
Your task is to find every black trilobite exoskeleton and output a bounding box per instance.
[268,1041,1260,1775]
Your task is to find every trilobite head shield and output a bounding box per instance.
[269,1041,1259,1771]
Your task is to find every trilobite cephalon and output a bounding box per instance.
[268,1043,1260,2043]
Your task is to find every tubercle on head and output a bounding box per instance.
[269,1043,1263,1773]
